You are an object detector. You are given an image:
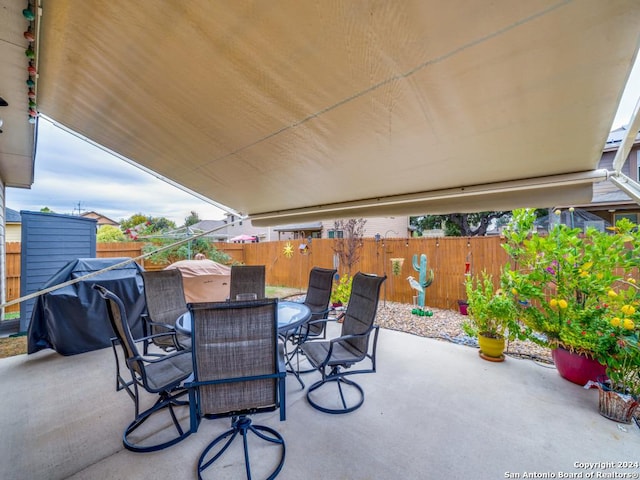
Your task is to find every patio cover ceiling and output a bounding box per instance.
[34,1,640,225]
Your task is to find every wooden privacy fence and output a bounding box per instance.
[4,236,510,313]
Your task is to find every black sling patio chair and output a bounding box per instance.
[229,265,266,300]
[141,269,191,353]
[300,272,386,414]
[186,298,286,480]
[93,284,193,452]
[282,267,337,385]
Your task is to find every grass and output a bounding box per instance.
[0,336,27,359]
[265,286,304,298]
[0,286,305,359]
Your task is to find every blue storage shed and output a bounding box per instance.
[20,211,97,331]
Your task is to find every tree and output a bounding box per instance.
[411,212,510,237]
[142,237,232,264]
[96,224,125,242]
[332,218,366,275]
[411,210,548,237]
[40,207,54,213]
[184,211,200,227]
[119,213,177,240]
[119,213,150,231]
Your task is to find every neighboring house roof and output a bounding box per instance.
[190,219,227,232]
[603,126,640,151]
[80,211,119,225]
[6,208,21,223]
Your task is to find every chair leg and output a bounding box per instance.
[306,367,365,415]
[123,389,191,453]
[198,415,285,480]
[281,334,305,389]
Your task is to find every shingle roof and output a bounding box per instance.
[6,208,21,223]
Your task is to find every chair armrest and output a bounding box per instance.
[136,330,183,353]
[313,328,374,368]
[129,341,190,366]
[143,319,176,333]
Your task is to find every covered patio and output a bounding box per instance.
[2,2,640,478]
[1,322,639,480]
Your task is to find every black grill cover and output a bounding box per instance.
[27,258,145,356]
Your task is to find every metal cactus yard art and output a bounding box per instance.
[407,253,434,316]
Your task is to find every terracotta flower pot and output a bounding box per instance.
[551,347,607,386]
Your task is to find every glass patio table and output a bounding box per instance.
[175,300,311,336]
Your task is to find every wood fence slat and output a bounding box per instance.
[4,237,510,312]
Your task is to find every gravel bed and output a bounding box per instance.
[287,294,553,363]
[372,301,553,364]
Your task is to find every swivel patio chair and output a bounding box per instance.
[300,272,386,414]
[283,267,336,385]
[229,265,266,300]
[93,284,193,452]
[186,298,286,480]
[141,269,191,353]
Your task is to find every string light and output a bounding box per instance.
[22,8,35,21]
[24,1,38,125]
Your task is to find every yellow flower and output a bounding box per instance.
[558,299,568,309]
[554,209,561,215]
[623,318,635,330]
[608,290,618,298]
[596,273,604,279]
[549,298,558,308]
[579,271,589,278]
[511,288,518,296]
[611,317,621,327]
[621,304,636,316]
[628,277,637,284]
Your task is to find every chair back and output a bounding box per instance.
[94,284,143,376]
[341,272,386,357]
[142,269,188,327]
[190,299,279,416]
[229,265,266,300]
[304,267,337,335]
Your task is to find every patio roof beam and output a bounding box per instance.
[608,174,640,206]
[250,170,609,226]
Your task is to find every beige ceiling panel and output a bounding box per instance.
[35,0,640,223]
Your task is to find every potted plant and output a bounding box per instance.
[590,276,640,423]
[501,208,640,390]
[462,271,523,362]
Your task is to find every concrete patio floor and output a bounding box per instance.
[1,325,639,480]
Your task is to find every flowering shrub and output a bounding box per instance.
[502,209,640,396]
[463,271,524,340]
[330,274,353,306]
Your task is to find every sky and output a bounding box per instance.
[6,57,640,226]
